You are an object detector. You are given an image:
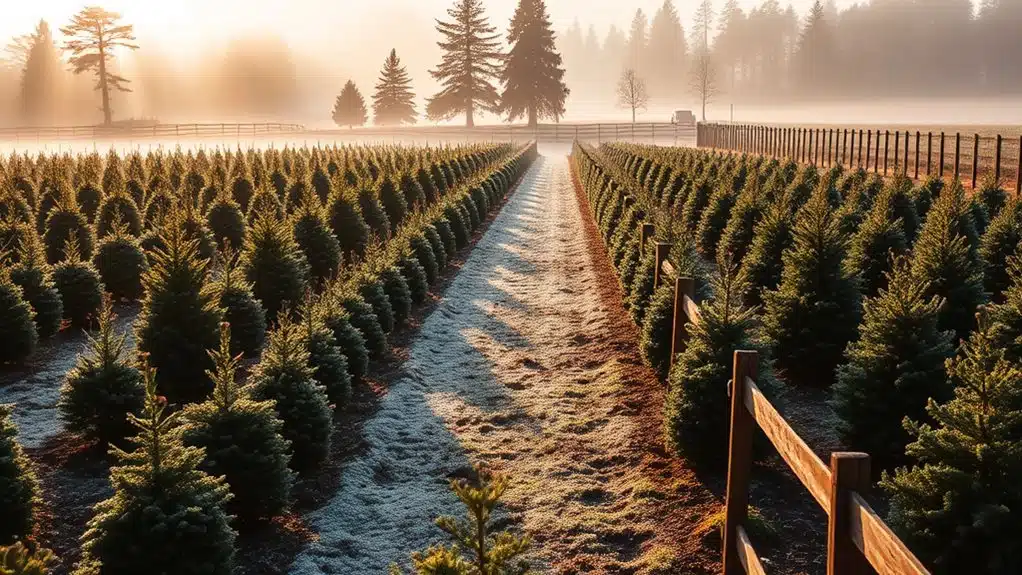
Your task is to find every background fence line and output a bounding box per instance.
[696,122,1022,194]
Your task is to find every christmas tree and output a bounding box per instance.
[332,80,368,129]
[249,316,333,471]
[205,191,247,252]
[319,289,370,384]
[182,323,295,523]
[299,295,352,408]
[59,294,145,446]
[831,257,955,470]
[910,183,985,343]
[880,311,1022,573]
[210,245,266,357]
[372,49,417,126]
[9,230,62,339]
[380,265,413,327]
[426,0,503,126]
[378,176,409,235]
[844,186,909,297]
[92,221,148,301]
[739,194,795,307]
[326,189,371,263]
[134,224,222,405]
[43,188,95,264]
[990,245,1022,362]
[979,196,1022,300]
[292,197,342,286]
[499,0,568,126]
[52,235,104,329]
[762,188,862,388]
[0,403,39,545]
[75,357,236,575]
[242,210,310,321]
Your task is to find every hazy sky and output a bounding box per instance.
[1,0,866,55]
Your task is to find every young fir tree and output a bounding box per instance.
[299,294,352,408]
[333,80,369,129]
[95,193,142,239]
[372,49,417,126]
[880,311,1022,574]
[380,265,413,328]
[249,316,333,471]
[426,0,503,127]
[9,230,62,340]
[990,245,1022,362]
[394,464,531,575]
[664,254,774,465]
[210,245,266,358]
[831,257,955,470]
[59,294,145,446]
[910,183,986,343]
[0,403,40,545]
[400,256,429,306]
[0,541,55,573]
[182,323,295,524]
[844,186,909,297]
[92,220,148,301]
[52,235,104,329]
[134,225,222,405]
[739,194,795,307]
[327,189,371,262]
[319,289,371,384]
[292,196,342,287]
[979,196,1022,301]
[378,176,409,235]
[358,187,392,241]
[762,188,862,388]
[205,191,247,253]
[43,188,95,265]
[75,357,236,575]
[243,210,311,322]
[499,0,568,127]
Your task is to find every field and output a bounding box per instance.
[1,134,1020,575]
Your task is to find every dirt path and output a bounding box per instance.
[292,150,718,575]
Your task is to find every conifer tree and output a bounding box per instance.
[378,176,409,235]
[409,232,440,285]
[880,312,1022,573]
[499,0,568,127]
[400,256,429,305]
[762,189,861,388]
[910,183,985,343]
[18,20,62,126]
[739,194,795,307]
[327,189,371,263]
[319,289,370,384]
[358,187,392,241]
[43,189,95,265]
[242,211,310,321]
[182,323,295,523]
[92,222,148,301]
[831,258,955,470]
[990,245,1022,362]
[845,186,909,297]
[52,235,104,329]
[339,290,389,360]
[979,196,1022,300]
[0,403,39,545]
[210,245,266,357]
[0,541,55,573]
[95,193,142,239]
[59,294,145,446]
[427,0,503,127]
[9,230,62,339]
[134,225,222,405]
[75,357,236,575]
[380,266,413,327]
[664,254,773,465]
[292,197,341,286]
[205,192,247,252]
[372,49,417,126]
[298,296,352,408]
[332,80,368,129]
[249,316,332,471]
[717,185,765,263]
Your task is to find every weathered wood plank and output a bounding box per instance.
[849,493,930,575]
[743,377,832,511]
[737,525,768,575]
[683,293,702,326]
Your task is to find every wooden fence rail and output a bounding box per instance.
[696,122,1022,193]
[0,122,307,141]
[642,233,930,575]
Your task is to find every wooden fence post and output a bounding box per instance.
[857,130,864,168]
[842,129,848,166]
[1017,136,1022,195]
[723,350,758,575]
[849,129,856,167]
[954,133,961,181]
[972,133,980,188]
[894,131,900,172]
[827,453,872,575]
[904,131,910,175]
[671,277,696,364]
[884,130,890,175]
[809,129,815,165]
[927,132,933,176]
[939,132,946,178]
[865,131,872,171]
[915,131,921,179]
[639,223,655,257]
[654,243,670,289]
[995,135,1002,184]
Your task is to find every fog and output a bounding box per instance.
[0,0,1018,130]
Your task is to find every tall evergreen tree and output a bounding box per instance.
[881,312,1022,573]
[831,257,955,470]
[762,189,862,388]
[75,358,236,575]
[0,403,39,545]
[427,0,503,127]
[242,211,310,322]
[990,245,1022,362]
[19,20,61,126]
[980,196,1022,300]
[332,80,368,129]
[647,0,687,97]
[793,1,836,95]
[61,7,138,126]
[845,186,909,297]
[9,229,63,339]
[499,0,569,127]
[372,49,417,127]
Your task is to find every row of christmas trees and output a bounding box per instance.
[332,0,570,128]
[0,142,537,571]
[572,141,1022,573]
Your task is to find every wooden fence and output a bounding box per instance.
[640,233,930,575]
[308,122,697,146]
[0,122,307,141]
[696,123,1022,193]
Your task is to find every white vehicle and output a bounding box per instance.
[671,110,696,125]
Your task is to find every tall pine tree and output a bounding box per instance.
[499,0,569,127]
[332,80,368,129]
[427,0,503,127]
[19,20,62,126]
[372,49,417,127]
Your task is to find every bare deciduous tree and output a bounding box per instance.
[616,68,648,124]
[690,47,717,122]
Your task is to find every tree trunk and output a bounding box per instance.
[702,96,707,122]
[466,102,474,128]
[528,104,537,128]
[98,41,111,126]
[632,107,636,124]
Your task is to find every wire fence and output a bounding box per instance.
[697,123,1022,193]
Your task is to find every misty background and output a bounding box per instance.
[0,0,1020,129]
